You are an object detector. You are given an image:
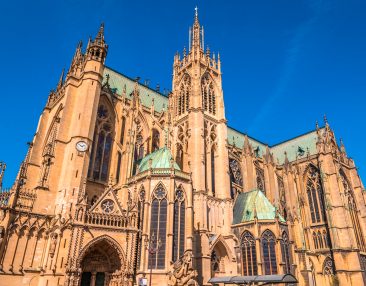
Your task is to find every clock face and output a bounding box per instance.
[76,141,88,152]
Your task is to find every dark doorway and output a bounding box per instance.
[81,272,91,286]
[96,272,105,286]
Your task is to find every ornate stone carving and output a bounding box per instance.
[168,251,198,286]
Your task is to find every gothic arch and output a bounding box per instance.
[150,182,168,201]
[99,93,119,122]
[42,103,63,152]
[210,237,232,276]
[209,235,234,262]
[76,235,125,268]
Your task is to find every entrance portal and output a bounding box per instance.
[80,238,123,286]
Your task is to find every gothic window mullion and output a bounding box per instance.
[98,130,108,181]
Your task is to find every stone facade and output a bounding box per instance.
[0,10,366,286]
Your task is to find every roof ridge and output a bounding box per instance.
[105,66,169,98]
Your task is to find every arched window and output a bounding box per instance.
[313,232,318,249]
[211,147,216,197]
[120,116,126,145]
[317,231,323,249]
[229,158,243,199]
[262,230,277,275]
[116,152,122,183]
[177,74,191,116]
[151,129,160,152]
[149,184,167,269]
[176,144,184,170]
[280,232,291,273]
[256,166,266,194]
[201,74,216,115]
[172,187,185,262]
[278,176,286,218]
[211,250,220,273]
[241,231,257,276]
[340,171,366,251]
[88,104,114,182]
[306,165,325,223]
[323,257,334,275]
[133,121,144,175]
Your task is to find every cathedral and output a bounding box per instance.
[0,9,366,286]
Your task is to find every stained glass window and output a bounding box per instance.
[229,158,243,199]
[201,74,216,115]
[256,167,266,194]
[116,152,122,183]
[241,231,257,276]
[306,165,325,224]
[152,129,160,152]
[281,232,291,273]
[177,74,191,116]
[340,170,366,252]
[88,104,114,182]
[172,187,185,262]
[262,230,277,275]
[120,116,126,145]
[149,184,167,269]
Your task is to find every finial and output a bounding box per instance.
[340,138,346,153]
[183,46,187,57]
[195,6,198,21]
[324,114,328,126]
[315,120,319,130]
[57,68,65,90]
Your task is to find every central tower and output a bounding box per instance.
[169,9,234,284]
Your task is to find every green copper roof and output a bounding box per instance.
[104,66,323,165]
[138,147,180,172]
[103,67,168,113]
[271,129,324,164]
[227,128,266,157]
[233,190,285,224]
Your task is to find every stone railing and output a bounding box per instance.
[83,211,136,229]
[127,168,190,184]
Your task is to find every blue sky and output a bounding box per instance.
[0,0,365,187]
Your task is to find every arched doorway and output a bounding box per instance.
[210,240,231,277]
[79,237,124,286]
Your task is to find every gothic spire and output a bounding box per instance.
[190,7,204,51]
[56,68,65,91]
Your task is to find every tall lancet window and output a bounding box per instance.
[172,187,186,262]
[88,103,114,182]
[201,74,216,115]
[262,230,278,275]
[211,146,216,197]
[132,120,144,175]
[256,166,266,194]
[241,231,257,276]
[306,165,325,224]
[229,158,243,199]
[340,170,366,251]
[177,74,191,116]
[151,129,160,152]
[280,232,291,273]
[149,184,167,269]
[277,176,286,219]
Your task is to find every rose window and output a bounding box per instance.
[101,199,114,214]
